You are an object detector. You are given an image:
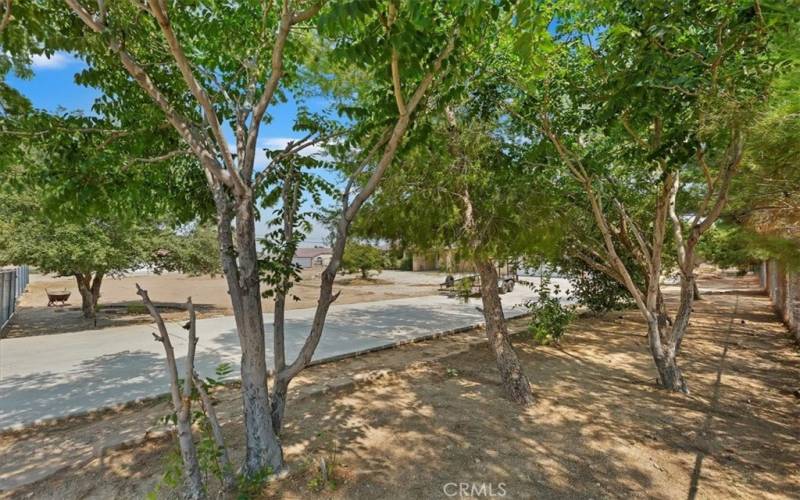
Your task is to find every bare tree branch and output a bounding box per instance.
[192,370,236,491]
[391,48,407,115]
[620,113,649,150]
[387,1,406,115]
[243,0,294,181]
[667,171,688,275]
[146,0,244,193]
[126,149,192,165]
[291,0,325,24]
[62,0,234,189]
[136,284,205,496]
[539,114,650,318]
[690,129,742,239]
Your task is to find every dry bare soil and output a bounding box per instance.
[2,270,437,338]
[2,275,798,499]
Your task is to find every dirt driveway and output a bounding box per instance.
[2,275,798,499]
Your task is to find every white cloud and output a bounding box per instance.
[31,52,79,70]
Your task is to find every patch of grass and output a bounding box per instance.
[126,303,149,315]
[305,432,341,493]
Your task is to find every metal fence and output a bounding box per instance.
[0,266,29,334]
[759,260,800,343]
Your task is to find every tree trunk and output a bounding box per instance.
[647,319,689,394]
[214,191,284,477]
[75,272,103,319]
[476,260,535,405]
[693,280,702,301]
[270,377,289,436]
[361,268,369,279]
[271,289,288,436]
[176,401,206,500]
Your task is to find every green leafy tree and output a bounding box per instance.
[526,275,575,345]
[8,0,501,480]
[558,257,636,314]
[0,178,219,319]
[342,242,384,279]
[0,106,217,320]
[726,2,800,245]
[354,98,565,405]
[509,0,772,393]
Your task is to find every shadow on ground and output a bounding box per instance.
[5,276,799,500]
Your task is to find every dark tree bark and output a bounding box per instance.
[476,260,536,405]
[693,280,703,301]
[442,106,535,406]
[74,271,103,319]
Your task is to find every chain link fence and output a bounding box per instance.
[0,266,29,335]
[760,260,800,342]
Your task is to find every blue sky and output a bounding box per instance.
[11,52,336,246]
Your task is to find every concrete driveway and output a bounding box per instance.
[0,279,568,430]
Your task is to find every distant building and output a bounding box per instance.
[292,247,333,269]
[412,249,474,273]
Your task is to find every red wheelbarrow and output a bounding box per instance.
[46,289,71,306]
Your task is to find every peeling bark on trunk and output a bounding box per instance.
[214,191,283,476]
[75,272,103,319]
[476,260,535,405]
[269,378,289,436]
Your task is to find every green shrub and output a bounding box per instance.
[453,276,475,303]
[557,258,638,314]
[526,276,575,345]
[126,303,148,315]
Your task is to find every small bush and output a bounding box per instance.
[305,432,340,493]
[558,258,637,313]
[453,276,475,303]
[526,276,575,345]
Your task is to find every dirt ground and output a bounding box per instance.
[1,270,443,338]
[2,275,798,499]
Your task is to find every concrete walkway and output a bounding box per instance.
[0,282,564,430]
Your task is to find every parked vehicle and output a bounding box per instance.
[440,273,516,296]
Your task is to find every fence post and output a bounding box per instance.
[0,271,10,331]
[0,266,30,335]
